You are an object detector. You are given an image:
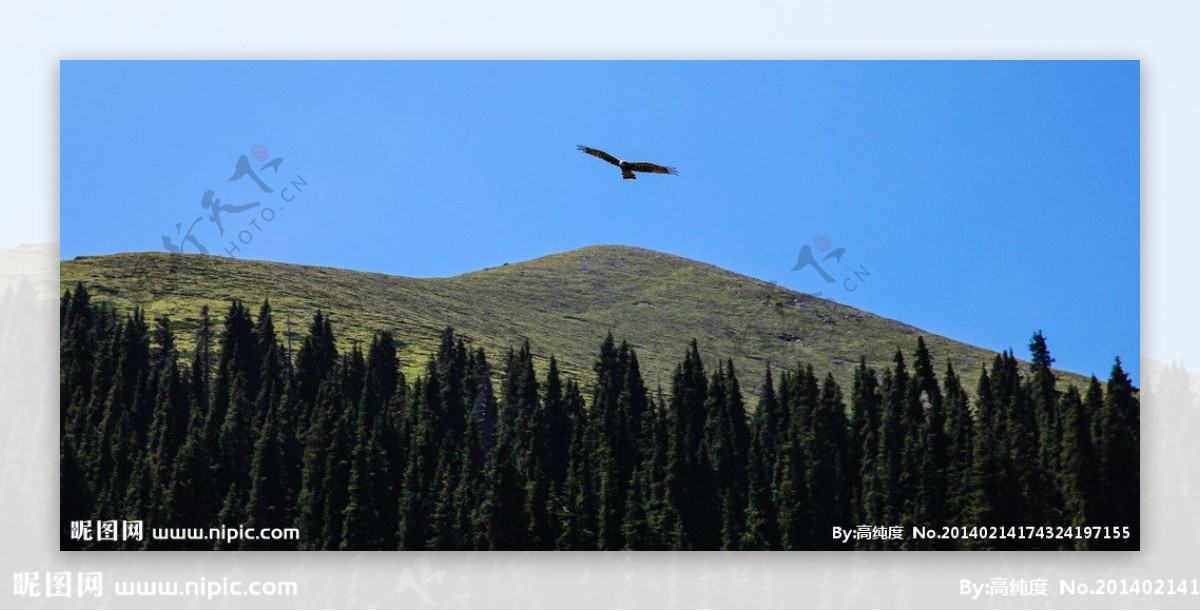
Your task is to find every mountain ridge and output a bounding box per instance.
[60,245,1092,396]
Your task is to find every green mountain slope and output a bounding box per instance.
[60,245,1087,396]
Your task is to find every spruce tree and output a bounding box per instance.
[60,288,1139,553]
[244,397,292,549]
[746,367,781,549]
[876,354,907,534]
[809,372,849,550]
[941,361,974,527]
[775,369,809,550]
[397,362,441,549]
[1058,386,1097,549]
[1097,358,1139,550]
[851,358,883,539]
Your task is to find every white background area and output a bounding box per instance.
[1,1,1194,608]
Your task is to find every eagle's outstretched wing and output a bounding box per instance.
[626,161,679,176]
[577,145,622,167]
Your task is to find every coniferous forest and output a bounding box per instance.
[60,283,1139,551]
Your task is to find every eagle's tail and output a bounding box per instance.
[622,171,637,180]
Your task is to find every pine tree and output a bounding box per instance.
[590,334,636,550]
[320,347,364,549]
[851,358,883,539]
[475,342,537,548]
[119,448,153,550]
[60,437,90,550]
[712,361,750,550]
[363,333,401,548]
[967,367,1004,547]
[526,462,557,549]
[540,356,572,488]
[745,367,781,549]
[209,302,258,442]
[397,362,440,549]
[1027,331,1064,537]
[664,340,714,549]
[251,299,278,428]
[145,328,189,527]
[336,334,399,550]
[244,395,292,549]
[216,371,255,525]
[941,361,974,527]
[293,311,339,431]
[1097,358,1139,550]
[295,382,333,549]
[60,284,98,438]
[876,353,907,535]
[61,287,1138,553]
[809,372,850,550]
[775,367,810,550]
[478,426,532,550]
[556,379,595,550]
[1058,386,1098,549]
[911,338,949,548]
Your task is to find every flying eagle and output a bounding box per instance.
[577,145,678,180]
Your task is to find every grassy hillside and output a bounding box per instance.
[60,245,1089,397]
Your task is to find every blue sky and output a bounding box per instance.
[61,61,1139,384]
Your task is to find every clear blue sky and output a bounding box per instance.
[61,60,1139,384]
